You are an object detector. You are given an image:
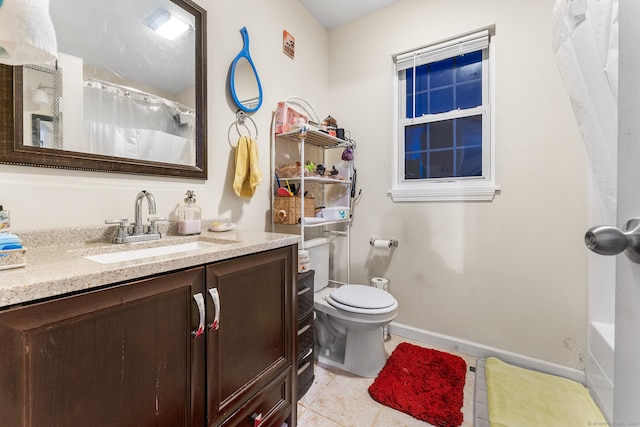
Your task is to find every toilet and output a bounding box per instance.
[306,238,398,377]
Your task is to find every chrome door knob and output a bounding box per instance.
[585,218,640,263]
[585,225,627,255]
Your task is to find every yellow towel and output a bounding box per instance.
[233,135,262,198]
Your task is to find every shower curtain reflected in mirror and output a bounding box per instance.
[82,80,195,165]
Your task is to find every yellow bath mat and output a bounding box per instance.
[486,357,606,427]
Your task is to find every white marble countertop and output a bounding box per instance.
[0,227,300,308]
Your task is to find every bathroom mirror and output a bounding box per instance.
[0,0,207,178]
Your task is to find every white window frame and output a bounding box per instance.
[390,28,499,202]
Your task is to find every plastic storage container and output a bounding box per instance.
[321,206,350,221]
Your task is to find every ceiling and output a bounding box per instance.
[47,0,396,97]
[299,0,401,29]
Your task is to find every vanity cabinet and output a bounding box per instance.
[205,246,296,427]
[0,267,204,427]
[0,245,298,427]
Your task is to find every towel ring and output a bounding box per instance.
[235,111,258,139]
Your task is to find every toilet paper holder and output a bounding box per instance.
[370,238,399,248]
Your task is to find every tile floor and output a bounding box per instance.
[297,335,478,427]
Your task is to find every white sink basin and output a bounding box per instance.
[84,241,219,264]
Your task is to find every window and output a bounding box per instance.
[391,29,498,202]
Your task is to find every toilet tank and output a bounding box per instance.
[304,238,329,292]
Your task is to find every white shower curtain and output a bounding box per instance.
[552,0,618,222]
[82,81,195,165]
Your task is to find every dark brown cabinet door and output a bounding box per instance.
[205,246,296,427]
[0,268,205,427]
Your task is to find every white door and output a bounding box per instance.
[613,1,640,422]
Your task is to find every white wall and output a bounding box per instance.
[1,0,589,370]
[327,0,588,368]
[0,0,329,232]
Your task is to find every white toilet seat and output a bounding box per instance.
[327,284,398,314]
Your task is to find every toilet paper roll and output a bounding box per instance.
[372,239,391,248]
[369,277,389,290]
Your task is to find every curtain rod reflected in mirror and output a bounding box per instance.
[0,0,207,179]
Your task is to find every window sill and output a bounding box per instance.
[389,183,500,202]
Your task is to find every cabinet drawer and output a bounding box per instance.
[298,270,315,321]
[297,312,314,360]
[297,347,314,400]
[220,369,292,427]
[298,270,315,292]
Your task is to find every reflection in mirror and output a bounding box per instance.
[233,58,260,111]
[81,79,196,165]
[23,65,61,149]
[31,114,53,148]
[229,27,263,113]
[50,0,196,165]
[0,0,207,178]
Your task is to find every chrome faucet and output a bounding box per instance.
[105,190,166,244]
[133,190,156,235]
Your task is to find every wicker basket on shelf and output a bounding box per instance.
[273,196,315,225]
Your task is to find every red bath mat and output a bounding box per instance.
[368,342,467,427]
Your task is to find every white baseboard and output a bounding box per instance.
[389,322,586,384]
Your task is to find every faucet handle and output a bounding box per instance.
[105,219,129,227]
[106,219,130,243]
[148,217,167,235]
[148,216,167,223]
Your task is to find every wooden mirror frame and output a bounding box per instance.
[0,0,207,179]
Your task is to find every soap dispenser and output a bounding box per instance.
[177,190,202,235]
